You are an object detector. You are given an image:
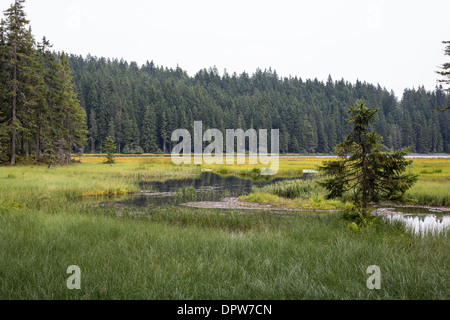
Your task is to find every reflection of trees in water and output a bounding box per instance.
[131,173,303,207]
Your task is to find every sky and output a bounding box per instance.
[3,0,450,98]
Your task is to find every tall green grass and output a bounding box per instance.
[406,180,450,206]
[0,204,448,299]
[0,161,448,300]
[254,179,323,199]
[246,172,449,208]
[0,164,200,209]
[241,179,352,210]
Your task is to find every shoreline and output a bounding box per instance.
[182,197,450,213]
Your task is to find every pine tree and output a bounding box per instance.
[52,51,449,157]
[327,119,337,152]
[436,40,450,111]
[142,104,158,153]
[304,119,315,153]
[0,22,7,161]
[53,52,87,164]
[291,137,300,154]
[160,111,169,153]
[103,136,116,164]
[1,0,43,164]
[280,124,289,154]
[0,110,8,162]
[0,1,88,164]
[89,109,98,153]
[319,101,417,215]
[21,27,46,158]
[34,36,53,160]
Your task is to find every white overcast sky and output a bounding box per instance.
[2,0,449,98]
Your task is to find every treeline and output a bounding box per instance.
[1,2,448,166]
[67,55,449,155]
[0,0,87,165]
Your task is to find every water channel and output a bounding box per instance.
[103,172,449,236]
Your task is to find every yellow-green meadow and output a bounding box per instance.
[0,156,448,299]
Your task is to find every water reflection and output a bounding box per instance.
[384,213,449,236]
[104,173,450,237]
[118,172,303,208]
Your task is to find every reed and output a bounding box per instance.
[254,179,323,199]
[0,204,448,299]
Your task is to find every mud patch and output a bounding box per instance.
[181,197,335,212]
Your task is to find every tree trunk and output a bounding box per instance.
[361,138,369,214]
[35,133,40,161]
[59,145,64,166]
[24,139,29,157]
[11,44,17,165]
[91,137,95,153]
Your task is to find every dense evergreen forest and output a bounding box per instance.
[1,0,449,166]
[0,0,87,165]
[67,54,449,155]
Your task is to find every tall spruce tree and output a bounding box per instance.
[1,0,42,164]
[142,104,158,153]
[56,52,87,164]
[103,136,116,164]
[319,101,418,214]
[160,111,169,153]
[0,0,87,165]
[0,21,7,161]
[22,28,46,158]
[34,36,53,160]
[89,109,98,153]
[436,40,450,111]
[0,110,8,162]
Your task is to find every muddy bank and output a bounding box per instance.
[181,197,335,212]
[182,197,450,214]
[373,203,450,215]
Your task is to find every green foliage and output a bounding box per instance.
[0,200,23,213]
[319,101,418,214]
[437,40,450,105]
[44,148,57,168]
[255,179,323,200]
[0,1,87,165]
[0,0,41,165]
[0,161,448,299]
[1,180,448,299]
[1,2,448,163]
[63,56,450,156]
[141,104,158,153]
[175,186,197,202]
[347,222,360,233]
[420,169,442,174]
[122,143,144,154]
[341,204,380,232]
[103,136,116,164]
[238,167,262,176]
[0,111,8,162]
[216,168,229,175]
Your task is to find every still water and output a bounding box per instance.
[384,214,449,236]
[116,172,304,208]
[106,172,449,235]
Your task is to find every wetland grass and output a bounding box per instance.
[0,156,448,299]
